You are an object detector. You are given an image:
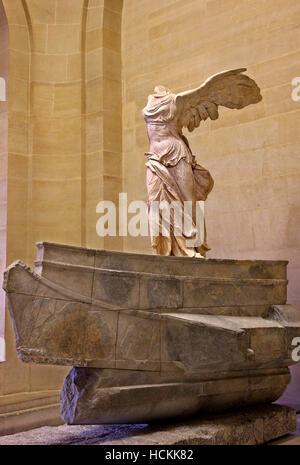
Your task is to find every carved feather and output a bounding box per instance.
[176,68,262,131]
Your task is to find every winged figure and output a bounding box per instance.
[143,68,262,257]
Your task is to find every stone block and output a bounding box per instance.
[183,277,287,308]
[55,0,84,24]
[31,24,47,53]
[116,312,160,370]
[85,309,118,363]
[47,25,81,54]
[92,270,139,308]
[32,82,54,117]
[31,54,68,82]
[86,6,103,32]
[160,314,248,372]
[53,83,82,117]
[26,0,56,24]
[139,275,182,309]
[67,53,81,81]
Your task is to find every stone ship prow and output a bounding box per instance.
[3,242,300,424]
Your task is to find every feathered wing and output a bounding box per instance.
[176,68,262,132]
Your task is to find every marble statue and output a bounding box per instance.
[143,68,262,257]
[3,70,299,442]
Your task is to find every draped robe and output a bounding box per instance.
[143,91,214,257]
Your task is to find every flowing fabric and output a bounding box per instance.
[143,90,214,257]
[146,157,214,257]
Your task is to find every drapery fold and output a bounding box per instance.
[146,157,214,257]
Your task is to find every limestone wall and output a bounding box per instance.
[122,0,300,310]
[0,0,123,435]
[122,0,300,409]
[0,1,8,362]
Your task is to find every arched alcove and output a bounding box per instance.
[84,0,123,251]
[0,0,123,435]
[0,0,8,361]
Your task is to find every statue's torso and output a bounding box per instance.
[143,93,192,167]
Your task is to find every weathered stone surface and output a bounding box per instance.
[116,312,161,371]
[0,406,297,445]
[183,277,287,307]
[3,243,296,369]
[92,269,140,308]
[41,242,288,279]
[160,315,247,371]
[139,275,183,309]
[60,367,291,425]
[3,243,300,425]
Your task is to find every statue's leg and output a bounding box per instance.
[193,163,214,256]
[168,159,202,257]
[146,159,205,257]
[146,166,172,255]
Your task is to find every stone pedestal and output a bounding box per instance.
[100,404,297,446]
[3,243,300,428]
[0,405,296,445]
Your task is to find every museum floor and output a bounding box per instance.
[0,413,299,446]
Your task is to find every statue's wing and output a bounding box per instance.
[176,68,262,132]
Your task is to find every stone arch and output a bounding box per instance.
[83,0,123,250]
[0,0,32,374]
